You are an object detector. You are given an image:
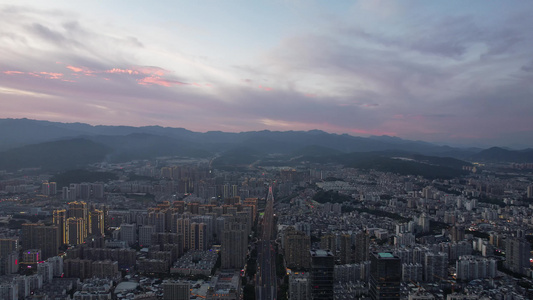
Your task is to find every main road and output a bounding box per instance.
[255,186,277,300]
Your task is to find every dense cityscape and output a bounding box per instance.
[0,152,532,299]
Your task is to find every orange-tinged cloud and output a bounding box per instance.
[3,71,25,75]
[39,72,64,80]
[106,68,140,75]
[4,70,64,80]
[66,66,85,72]
[137,76,187,87]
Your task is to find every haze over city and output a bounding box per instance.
[1,0,533,148]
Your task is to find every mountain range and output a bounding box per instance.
[0,118,531,172]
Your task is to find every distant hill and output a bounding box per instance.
[86,133,212,162]
[0,138,110,171]
[471,147,533,163]
[1,118,531,173]
[0,118,478,157]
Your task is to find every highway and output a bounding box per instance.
[255,186,277,300]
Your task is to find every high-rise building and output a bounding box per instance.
[419,213,430,233]
[163,281,190,300]
[310,249,334,300]
[41,182,50,195]
[177,218,191,251]
[79,183,91,200]
[148,209,166,233]
[402,263,423,283]
[139,225,156,247]
[354,231,370,263]
[92,183,104,199]
[68,201,88,237]
[53,209,67,244]
[450,225,465,242]
[21,224,60,260]
[62,187,69,200]
[68,201,88,218]
[49,182,57,195]
[66,218,86,245]
[320,234,336,254]
[505,237,530,275]
[369,252,402,300]
[120,224,137,246]
[221,221,247,270]
[0,239,18,258]
[289,272,310,300]
[284,228,311,269]
[456,255,497,281]
[190,222,207,251]
[89,209,105,236]
[339,234,353,264]
[424,252,448,282]
[527,185,533,199]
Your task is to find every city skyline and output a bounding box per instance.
[1,1,532,148]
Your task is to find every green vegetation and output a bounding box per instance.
[243,284,256,300]
[354,207,410,222]
[465,229,489,239]
[324,177,343,182]
[278,275,289,300]
[341,205,356,213]
[51,169,118,188]
[313,189,352,204]
[246,248,258,278]
[430,220,449,232]
[128,173,156,181]
[350,157,468,179]
[276,251,288,300]
[212,147,261,167]
[477,196,506,207]
[433,183,462,195]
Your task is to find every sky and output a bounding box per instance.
[1,1,532,148]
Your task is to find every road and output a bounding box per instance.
[255,186,277,300]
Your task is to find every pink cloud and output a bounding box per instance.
[3,71,25,75]
[135,66,167,76]
[66,65,85,73]
[105,68,140,75]
[39,72,64,80]
[4,71,64,80]
[137,76,187,87]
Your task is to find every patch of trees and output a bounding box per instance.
[354,207,410,222]
[313,189,351,204]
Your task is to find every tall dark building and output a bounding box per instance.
[284,228,311,269]
[370,252,402,300]
[53,209,68,244]
[505,237,530,275]
[21,224,60,260]
[450,225,465,242]
[221,221,247,269]
[88,209,105,236]
[354,231,370,263]
[339,234,353,264]
[310,249,334,300]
